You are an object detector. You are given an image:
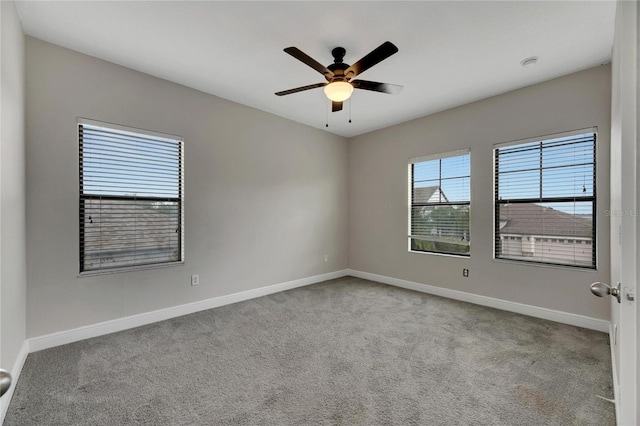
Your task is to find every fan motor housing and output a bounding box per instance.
[327,66,349,82]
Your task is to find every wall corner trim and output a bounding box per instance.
[346,269,610,333]
[28,270,349,353]
[0,340,30,425]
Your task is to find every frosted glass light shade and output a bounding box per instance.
[324,81,354,102]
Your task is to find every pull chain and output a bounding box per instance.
[325,99,329,127]
[324,98,354,127]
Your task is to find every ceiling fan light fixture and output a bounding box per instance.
[324,81,354,102]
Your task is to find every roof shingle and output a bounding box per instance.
[499,203,592,238]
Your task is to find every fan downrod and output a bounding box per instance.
[328,47,349,80]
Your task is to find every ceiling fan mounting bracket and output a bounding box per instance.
[331,47,346,63]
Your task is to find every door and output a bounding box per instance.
[606,1,638,424]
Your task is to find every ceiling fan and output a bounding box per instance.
[275,41,403,112]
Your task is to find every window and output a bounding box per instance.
[409,149,470,256]
[79,119,184,273]
[494,129,596,268]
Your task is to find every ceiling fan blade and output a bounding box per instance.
[345,41,398,79]
[352,80,403,95]
[284,47,334,78]
[332,101,343,112]
[275,82,327,96]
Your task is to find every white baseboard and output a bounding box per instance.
[0,340,29,425]
[29,269,349,352]
[346,269,610,333]
[28,268,608,354]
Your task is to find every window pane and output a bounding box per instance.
[440,155,470,179]
[411,238,470,256]
[82,199,180,271]
[409,150,470,256]
[412,161,440,183]
[412,180,443,203]
[80,122,183,273]
[496,202,593,267]
[411,205,432,236]
[494,131,596,268]
[81,127,181,198]
[440,177,470,202]
[496,142,540,173]
[541,138,593,169]
[498,169,540,200]
[411,205,470,255]
[541,164,594,198]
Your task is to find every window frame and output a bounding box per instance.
[78,118,185,276]
[408,149,471,257]
[493,128,597,270]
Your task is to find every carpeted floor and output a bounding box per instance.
[5,277,615,425]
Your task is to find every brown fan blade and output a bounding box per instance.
[284,47,334,78]
[332,101,343,112]
[352,80,403,95]
[345,41,398,79]
[275,82,327,96]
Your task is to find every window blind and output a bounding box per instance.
[79,120,184,273]
[494,130,596,268]
[409,150,470,256]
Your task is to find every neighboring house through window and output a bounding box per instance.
[79,118,184,273]
[409,149,470,256]
[494,129,596,268]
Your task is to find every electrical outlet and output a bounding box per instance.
[323,254,329,263]
[191,274,200,286]
[463,269,469,277]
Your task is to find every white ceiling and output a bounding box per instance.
[15,1,616,138]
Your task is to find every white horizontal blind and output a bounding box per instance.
[79,121,184,273]
[494,131,596,268]
[409,150,470,256]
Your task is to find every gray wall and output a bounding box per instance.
[0,0,27,398]
[25,37,348,337]
[25,35,613,339]
[348,65,611,320]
